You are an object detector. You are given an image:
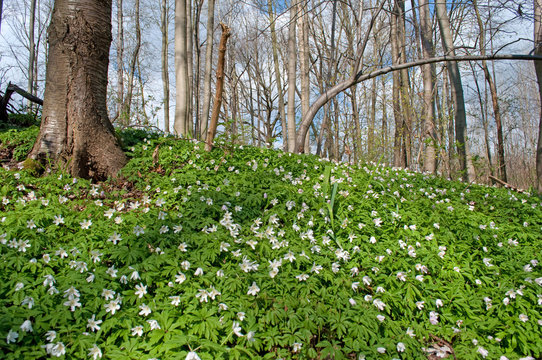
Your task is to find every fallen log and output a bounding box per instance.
[0,82,43,123]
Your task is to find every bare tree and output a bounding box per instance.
[535,0,542,193]
[206,23,230,151]
[419,0,437,173]
[116,0,124,120]
[27,0,37,111]
[435,0,472,180]
[268,0,288,152]
[122,0,141,124]
[287,0,297,152]
[161,0,170,133]
[200,0,215,140]
[473,0,506,181]
[174,0,189,136]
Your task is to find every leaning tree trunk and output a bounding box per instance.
[29,0,127,180]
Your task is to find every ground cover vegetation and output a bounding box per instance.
[0,126,541,359]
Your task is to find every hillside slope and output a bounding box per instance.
[0,131,541,359]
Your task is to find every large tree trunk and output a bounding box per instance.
[535,0,542,193]
[200,0,215,140]
[29,0,127,180]
[435,0,470,181]
[161,0,170,133]
[174,0,189,136]
[419,0,437,173]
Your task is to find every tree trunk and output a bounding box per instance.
[435,0,470,180]
[200,0,214,140]
[419,0,437,173]
[174,0,189,136]
[186,0,193,134]
[268,0,288,152]
[473,0,506,182]
[286,0,297,152]
[397,0,411,167]
[116,0,123,121]
[29,0,127,180]
[123,0,141,124]
[391,2,404,167]
[0,0,4,34]
[28,0,37,112]
[535,0,542,193]
[298,0,310,154]
[161,0,170,133]
[205,23,230,151]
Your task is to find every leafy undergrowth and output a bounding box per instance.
[0,131,541,360]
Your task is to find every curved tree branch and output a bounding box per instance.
[294,53,542,153]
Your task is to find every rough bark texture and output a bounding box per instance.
[535,0,542,193]
[29,0,127,180]
[205,23,230,151]
[161,0,170,133]
[200,0,215,140]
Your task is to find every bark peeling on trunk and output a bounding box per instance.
[29,0,127,180]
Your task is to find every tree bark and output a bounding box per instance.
[123,0,141,124]
[535,0,542,193]
[268,0,288,152]
[116,0,123,121]
[205,23,230,151]
[473,0,506,182]
[186,0,193,134]
[174,0,189,136]
[200,0,215,140]
[391,2,404,167]
[28,0,37,112]
[161,0,170,133]
[435,0,470,180]
[286,0,297,152]
[29,0,127,180]
[0,0,4,34]
[298,0,310,154]
[419,0,437,173]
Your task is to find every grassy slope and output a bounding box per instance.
[0,129,541,359]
